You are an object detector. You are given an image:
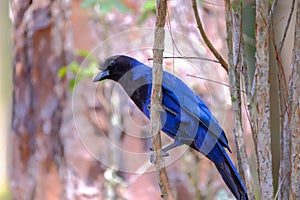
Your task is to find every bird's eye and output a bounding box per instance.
[109,60,116,67]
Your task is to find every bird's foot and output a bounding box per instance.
[149,147,169,164]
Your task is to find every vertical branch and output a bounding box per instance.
[278,0,296,54]
[151,0,175,199]
[224,1,254,199]
[254,0,274,199]
[290,1,300,198]
[268,1,291,198]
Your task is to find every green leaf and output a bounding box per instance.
[75,49,91,57]
[75,49,98,63]
[57,66,67,79]
[60,48,101,92]
[141,1,156,11]
[138,1,156,24]
[69,62,80,73]
[69,78,81,91]
[231,0,242,11]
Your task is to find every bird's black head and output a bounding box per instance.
[93,55,133,82]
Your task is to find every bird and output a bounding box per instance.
[93,55,249,200]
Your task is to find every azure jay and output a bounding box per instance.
[93,55,248,200]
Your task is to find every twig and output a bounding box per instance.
[279,0,296,53]
[268,0,279,21]
[274,169,290,200]
[186,74,246,93]
[191,0,228,72]
[151,0,175,199]
[148,56,219,63]
[268,2,291,198]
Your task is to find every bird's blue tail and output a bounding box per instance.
[214,146,249,200]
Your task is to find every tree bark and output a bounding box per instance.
[151,0,175,199]
[254,0,274,199]
[290,1,300,198]
[224,1,254,199]
[10,0,71,199]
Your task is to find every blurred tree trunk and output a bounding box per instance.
[10,0,71,199]
[0,0,12,199]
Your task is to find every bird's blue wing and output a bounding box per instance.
[162,71,230,151]
[125,62,230,151]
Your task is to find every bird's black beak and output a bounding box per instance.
[93,70,110,82]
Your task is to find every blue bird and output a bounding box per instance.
[93,55,248,200]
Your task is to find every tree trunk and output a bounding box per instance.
[290,1,300,198]
[10,0,71,199]
[254,0,274,199]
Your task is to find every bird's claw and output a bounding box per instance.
[149,148,169,164]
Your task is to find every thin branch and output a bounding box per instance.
[151,0,175,199]
[268,2,291,198]
[148,56,219,63]
[268,0,279,21]
[191,0,228,72]
[186,74,247,93]
[279,0,296,53]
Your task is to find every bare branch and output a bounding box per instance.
[191,0,228,72]
[279,0,296,53]
[186,74,237,90]
[151,0,175,199]
[148,56,219,63]
[224,1,255,199]
[269,6,291,200]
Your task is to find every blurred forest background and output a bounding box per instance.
[0,0,299,199]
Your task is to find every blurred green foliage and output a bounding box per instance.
[58,50,99,90]
[138,1,156,24]
[81,0,156,25]
[62,1,157,90]
[81,0,132,13]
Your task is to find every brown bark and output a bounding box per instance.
[224,1,254,199]
[10,0,71,199]
[151,0,175,200]
[254,0,274,199]
[290,1,300,198]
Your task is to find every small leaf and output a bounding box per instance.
[141,0,156,11]
[70,61,80,73]
[75,49,91,57]
[138,1,156,24]
[57,66,67,79]
[69,78,81,91]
